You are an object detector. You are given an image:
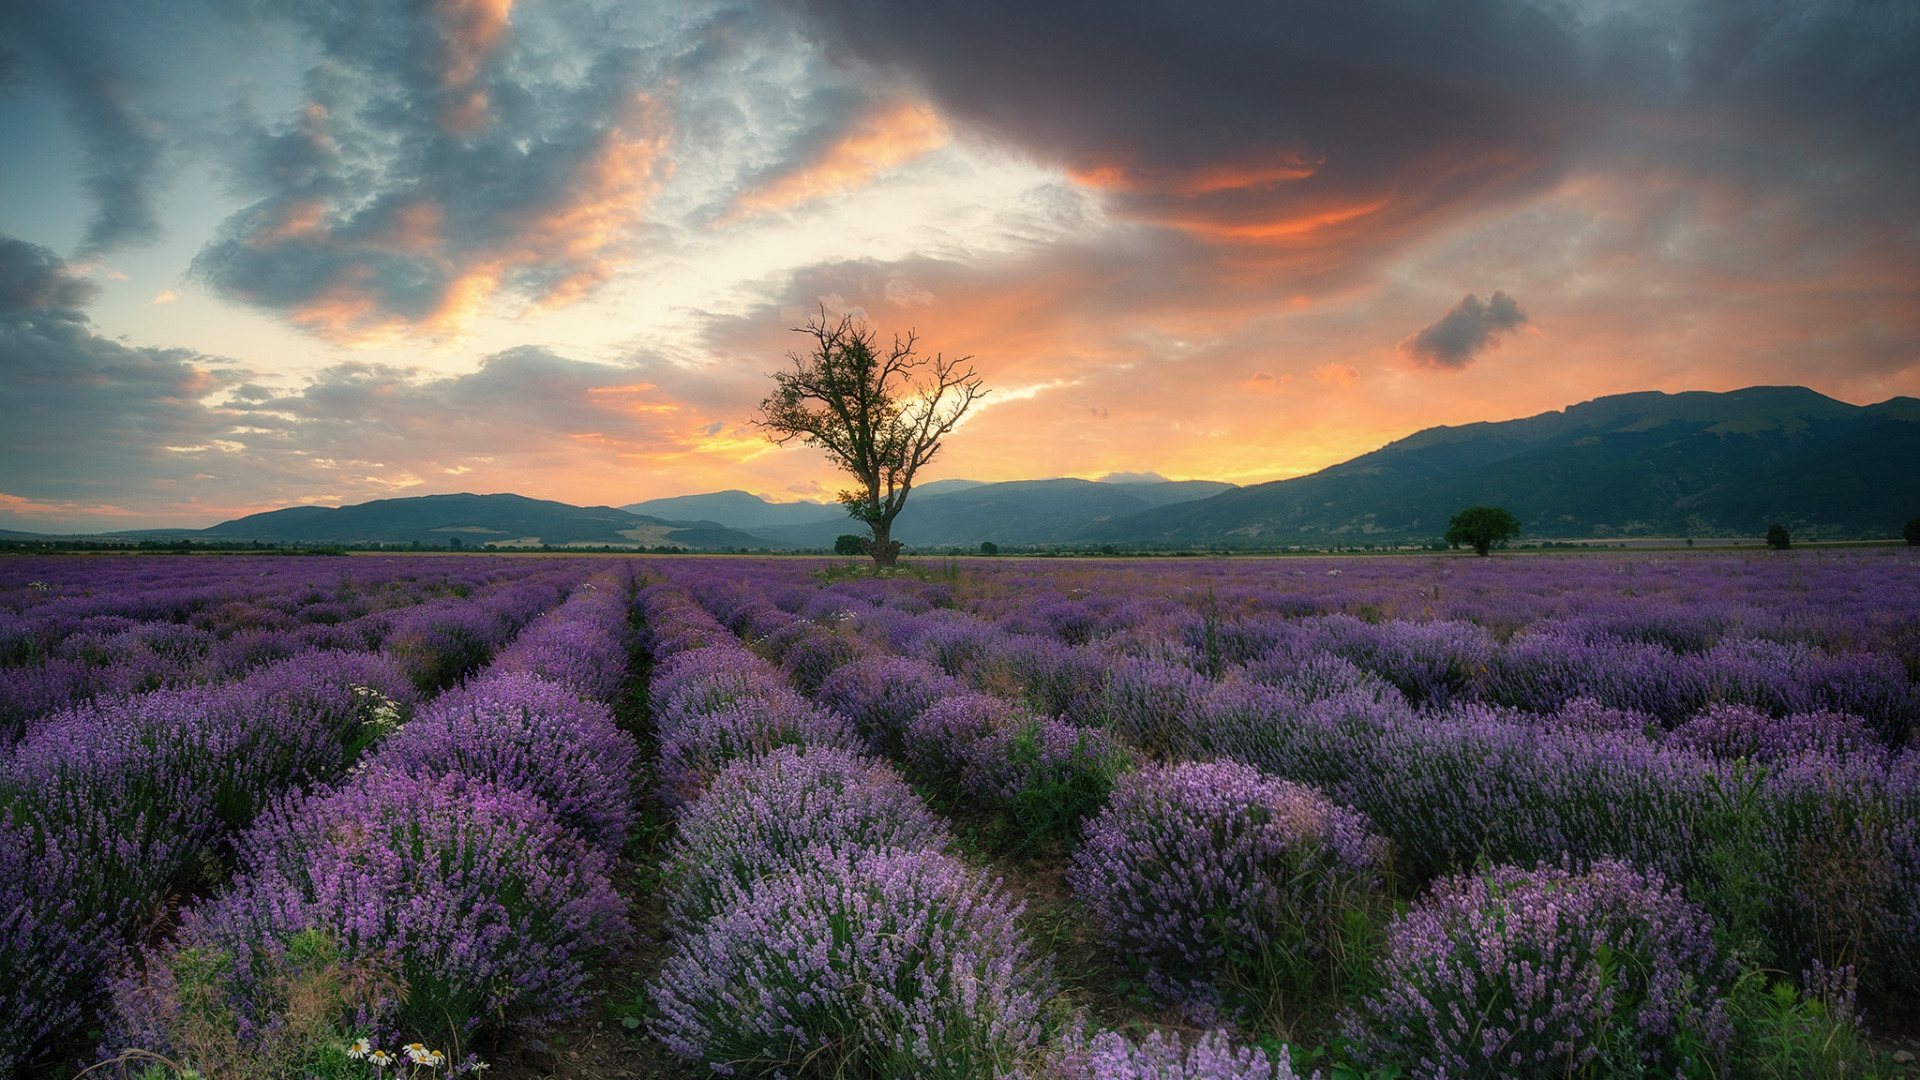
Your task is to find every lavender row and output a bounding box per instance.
[636,585,1113,1079]
[649,577,1311,1079]
[0,650,418,1074]
[0,567,611,1072]
[1,557,598,742]
[681,578,1132,851]
[99,572,643,1073]
[671,563,1854,1075]
[673,559,1920,996]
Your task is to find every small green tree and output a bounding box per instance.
[833,534,866,556]
[1766,523,1791,550]
[756,311,987,568]
[1445,506,1521,556]
[1904,517,1920,546]
[979,540,999,555]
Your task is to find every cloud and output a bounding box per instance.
[187,3,673,343]
[0,236,101,313]
[1312,363,1359,386]
[0,238,248,504]
[0,6,166,254]
[778,0,1588,254]
[725,98,948,220]
[1400,291,1528,370]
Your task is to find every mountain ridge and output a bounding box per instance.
[9,386,1909,548]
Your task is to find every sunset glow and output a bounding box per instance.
[1,0,1915,530]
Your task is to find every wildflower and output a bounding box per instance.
[405,1043,431,1064]
[346,1036,372,1059]
[368,1048,395,1067]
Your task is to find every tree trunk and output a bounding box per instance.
[864,520,904,568]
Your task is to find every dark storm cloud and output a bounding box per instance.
[775,0,1920,254]
[776,0,1589,241]
[1401,291,1528,370]
[0,236,101,314]
[0,7,166,253]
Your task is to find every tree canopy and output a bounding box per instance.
[756,311,987,567]
[1445,505,1522,556]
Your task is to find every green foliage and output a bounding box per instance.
[979,540,999,555]
[982,721,1129,854]
[1444,505,1521,556]
[833,534,866,556]
[1903,517,1919,545]
[1767,523,1792,549]
[1722,968,1895,1080]
[107,929,403,1080]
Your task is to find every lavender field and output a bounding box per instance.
[4,550,1919,1078]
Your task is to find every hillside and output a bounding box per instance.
[193,493,767,549]
[1090,386,1920,545]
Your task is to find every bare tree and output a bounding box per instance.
[756,310,987,567]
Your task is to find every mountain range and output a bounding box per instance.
[34,385,1916,550]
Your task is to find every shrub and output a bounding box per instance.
[962,716,1132,850]
[656,694,864,808]
[1069,761,1386,1025]
[180,770,628,1045]
[105,928,401,1080]
[1667,704,1882,762]
[1350,859,1731,1080]
[816,654,967,756]
[376,671,638,852]
[661,745,950,931]
[1043,1028,1303,1080]
[903,691,1022,795]
[648,847,1053,1079]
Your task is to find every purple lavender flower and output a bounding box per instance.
[1070,761,1385,1010]
[377,671,637,851]
[648,846,1054,1078]
[816,654,969,756]
[189,769,628,1041]
[661,744,951,930]
[1044,1028,1302,1080]
[490,579,632,702]
[1668,703,1883,762]
[903,691,1021,793]
[1351,859,1731,1080]
[656,694,864,808]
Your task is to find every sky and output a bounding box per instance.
[1,0,1916,531]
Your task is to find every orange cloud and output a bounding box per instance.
[728,101,949,220]
[1312,363,1359,386]
[1070,155,1318,198]
[435,0,512,133]
[287,94,669,345]
[0,493,141,519]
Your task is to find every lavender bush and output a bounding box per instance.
[177,769,628,1044]
[661,744,951,930]
[649,846,1053,1079]
[376,671,637,852]
[1070,761,1386,1022]
[1666,703,1882,762]
[816,654,968,756]
[1351,859,1731,1080]
[1043,1029,1303,1080]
